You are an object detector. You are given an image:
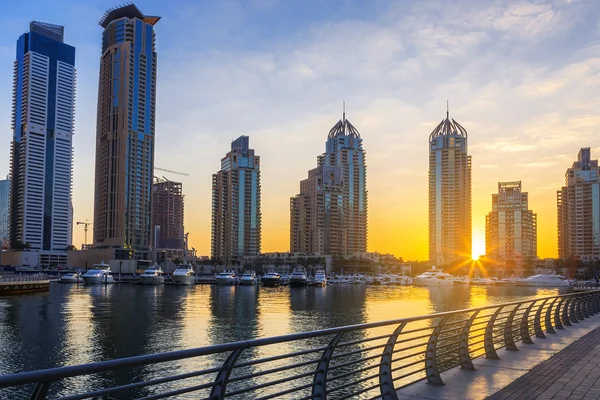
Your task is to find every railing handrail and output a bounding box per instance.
[0,289,593,390]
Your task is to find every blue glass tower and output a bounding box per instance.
[93,4,160,259]
[9,22,75,254]
[0,177,8,246]
[212,136,262,265]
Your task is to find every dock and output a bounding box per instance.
[0,274,50,294]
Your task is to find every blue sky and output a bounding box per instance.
[0,0,599,259]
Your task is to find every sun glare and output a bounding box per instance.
[472,237,485,260]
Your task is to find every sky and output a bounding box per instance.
[0,0,599,261]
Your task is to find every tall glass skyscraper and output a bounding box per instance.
[0,177,9,246]
[8,21,75,252]
[557,148,600,261]
[291,111,368,256]
[93,4,160,259]
[486,181,537,267]
[428,110,472,266]
[211,136,261,265]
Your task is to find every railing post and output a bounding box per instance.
[312,332,344,400]
[425,316,449,386]
[485,306,504,360]
[459,311,480,371]
[581,294,590,319]
[545,298,559,334]
[210,348,244,400]
[30,381,51,400]
[520,302,535,344]
[563,298,572,326]
[534,299,549,339]
[569,297,579,323]
[505,304,521,351]
[554,297,565,329]
[379,323,407,400]
[575,295,585,320]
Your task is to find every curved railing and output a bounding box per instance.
[1,290,599,400]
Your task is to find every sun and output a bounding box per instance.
[472,236,486,260]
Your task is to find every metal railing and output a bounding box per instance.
[1,290,599,400]
[0,274,49,283]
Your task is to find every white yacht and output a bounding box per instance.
[289,268,308,287]
[314,270,327,287]
[139,265,165,285]
[262,271,281,287]
[470,277,496,286]
[59,272,84,283]
[216,270,237,285]
[414,267,454,286]
[82,263,114,284]
[240,271,256,286]
[171,265,196,286]
[516,274,572,287]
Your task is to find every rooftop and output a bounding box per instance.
[99,3,161,28]
[429,110,468,140]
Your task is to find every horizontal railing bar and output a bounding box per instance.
[337,381,380,399]
[327,371,381,394]
[335,333,393,349]
[134,381,213,400]
[440,325,467,334]
[330,343,388,360]
[391,350,426,363]
[328,362,379,383]
[390,357,424,372]
[469,345,487,354]
[436,348,459,359]
[225,370,315,397]
[390,341,428,354]
[60,366,219,400]
[392,367,425,382]
[329,352,381,372]
[441,318,471,327]
[395,326,435,336]
[234,346,328,368]
[393,333,431,346]
[229,358,319,383]
[252,382,314,400]
[0,291,593,389]
[469,338,485,347]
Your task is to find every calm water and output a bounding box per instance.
[0,283,571,398]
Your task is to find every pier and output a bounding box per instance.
[0,273,50,294]
[0,290,599,399]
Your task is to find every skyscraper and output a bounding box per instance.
[290,111,368,256]
[8,22,75,255]
[557,148,600,261]
[428,110,472,266]
[211,136,261,265]
[93,4,160,259]
[0,177,8,246]
[485,181,537,267]
[152,178,184,250]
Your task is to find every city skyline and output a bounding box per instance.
[0,1,599,260]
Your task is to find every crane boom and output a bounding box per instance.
[154,167,189,176]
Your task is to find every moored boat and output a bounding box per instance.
[82,263,114,284]
[139,265,165,285]
[414,267,454,286]
[516,274,572,287]
[289,268,308,287]
[262,271,281,287]
[216,270,237,285]
[314,270,327,287]
[59,272,84,283]
[240,271,256,286]
[171,265,196,286]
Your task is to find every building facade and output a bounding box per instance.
[8,21,75,257]
[152,178,184,251]
[211,136,261,265]
[485,181,537,267]
[428,110,472,266]
[557,148,600,261]
[290,111,368,256]
[0,177,8,247]
[92,4,160,260]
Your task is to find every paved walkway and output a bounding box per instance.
[395,313,600,400]
[487,326,600,400]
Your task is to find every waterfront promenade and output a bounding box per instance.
[396,313,600,400]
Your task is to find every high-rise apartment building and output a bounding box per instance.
[152,179,184,250]
[428,110,472,266]
[0,177,8,246]
[93,4,160,260]
[8,22,75,255]
[557,148,600,261]
[211,136,261,265]
[485,181,537,266]
[290,112,368,256]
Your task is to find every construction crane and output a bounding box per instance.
[154,167,189,177]
[76,219,93,248]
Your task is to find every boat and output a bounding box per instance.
[515,274,573,287]
[59,272,84,283]
[82,263,115,284]
[240,271,256,286]
[414,266,454,286]
[171,265,196,286]
[216,270,237,285]
[289,268,308,287]
[139,265,165,285]
[470,277,496,286]
[452,276,470,285]
[314,270,327,287]
[262,271,281,287]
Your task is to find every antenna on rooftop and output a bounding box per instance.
[343,101,346,123]
[446,100,449,119]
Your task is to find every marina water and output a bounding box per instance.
[0,284,572,398]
